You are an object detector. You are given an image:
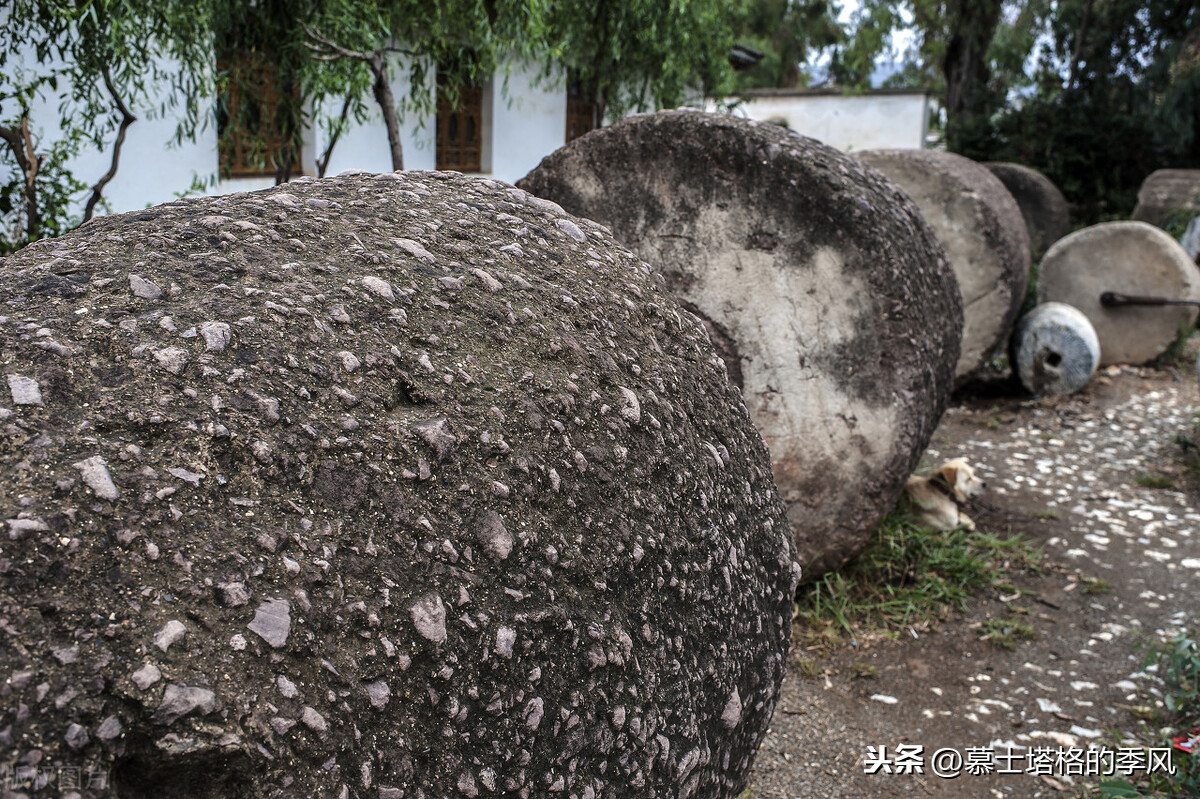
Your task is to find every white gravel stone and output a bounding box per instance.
[154,620,187,652]
[131,663,162,690]
[361,276,395,301]
[247,599,291,648]
[7,374,42,405]
[200,321,232,351]
[129,274,163,300]
[152,346,191,375]
[410,593,447,643]
[72,456,120,500]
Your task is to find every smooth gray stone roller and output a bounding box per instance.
[1014,302,1101,395]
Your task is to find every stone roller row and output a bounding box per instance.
[989,166,1200,396]
[861,157,1199,397]
[519,111,966,581]
[858,157,1200,396]
[7,110,1184,798]
[520,112,1082,581]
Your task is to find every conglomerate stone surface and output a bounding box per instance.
[0,172,797,798]
[519,110,961,579]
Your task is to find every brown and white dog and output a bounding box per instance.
[903,459,987,531]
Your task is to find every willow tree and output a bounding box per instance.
[301,0,553,172]
[0,0,208,252]
[830,0,1035,148]
[734,0,843,90]
[546,0,744,123]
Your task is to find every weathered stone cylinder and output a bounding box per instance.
[1013,302,1100,395]
[1037,221,1200,365]
[985,162,1071,260]
[1132,169,1200,228]
[0,172,797,798]
[856,148,1032,383]
[519,110,962,578]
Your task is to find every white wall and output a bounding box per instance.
[489,62,566,184]
[2,51,565,223]
[315,58,567,183]
[723,89,933,152]
[1,41,237,216]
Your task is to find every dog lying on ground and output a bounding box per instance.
[903,459,987,531]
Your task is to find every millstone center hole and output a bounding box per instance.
[1045,351,1063,367]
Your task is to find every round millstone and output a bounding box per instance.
[1037,221,1200,365]
[985,162,1071,260]
[1132,168,1200,228]
[519,110,961,578]
[855,148,1031,382]
[0,172,797,799]
[1013,302,1100,396]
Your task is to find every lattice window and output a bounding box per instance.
[565,75,597,143]
[217,49,301,178]
[436,72,484,173]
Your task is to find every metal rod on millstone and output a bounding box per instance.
[1100,291,1200,309]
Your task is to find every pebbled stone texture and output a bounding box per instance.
[519,110,961,578]
[0,171,797,799]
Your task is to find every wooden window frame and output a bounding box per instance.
[435,71,484,173]
[216,48,302,179]
[565,74,598,143]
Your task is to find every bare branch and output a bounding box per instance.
[317,93,355,178]
[303,23,420,62]
[84,67,138,222]
[303,23,373,63]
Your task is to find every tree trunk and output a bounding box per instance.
[85,68,137,221]
[274,73,302,185]
[1067,0,1094,91]
[317,93,354,178]
[370,53,404,171]
[0,115,41,242]
[942,0,1004,145]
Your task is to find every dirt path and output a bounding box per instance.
[748,357,1200,798]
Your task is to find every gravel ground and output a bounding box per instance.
[748,354,1200,799]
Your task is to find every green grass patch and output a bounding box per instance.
[794,512,1042,639]
[1082,576,1112,595]
[850,661,876,679]
[978,617,1038,650]
[1135,473,1176,490]
[792,656,821,681]
[1020,260,1040,318]
[1088,630,1200,796]
[1175,415,1200,487]
[1150,323,1196,370]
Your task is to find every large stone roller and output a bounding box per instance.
[0,171,798,799]
[855,148,1032,384]
[519,110,962,578]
